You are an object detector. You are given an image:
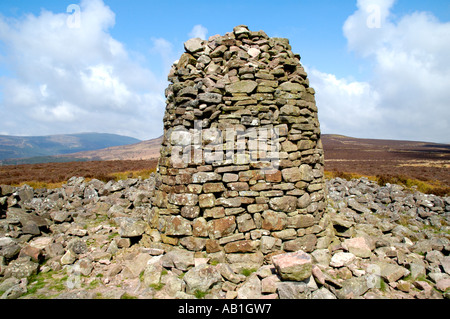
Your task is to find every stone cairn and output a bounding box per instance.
[150,25,326,259]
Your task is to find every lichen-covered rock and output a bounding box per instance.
[272,250,312,281]
[183,264,222,294]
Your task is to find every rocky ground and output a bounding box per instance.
[0,175,449,299]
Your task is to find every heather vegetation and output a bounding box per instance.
[0,160,158,189]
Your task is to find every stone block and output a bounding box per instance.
[272,250,312,281]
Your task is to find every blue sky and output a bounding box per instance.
[0,0,449,142]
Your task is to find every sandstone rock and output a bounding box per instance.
[224,240,259,253]
[260,236,282,254]
[199,193,216,208]
[342,237,373,258]
[225,80,258,94]
[330,252,356,268]
[217,263,244,284]
[210,216,236,239]
[198,92,223,104]
[336,276,370,299]
[0,237,21,260]
[347,198,371,214]
[311,287,337,299]
[184,38,204,54]
[261,210,287,231]
[237,273,262,299]
[374,261,410,283]
[168,193,198,206]
[276,281,307,299]
[441,256,450,275]
[281,167,302,183]
[236,214,256,232]
[165,216,192,236]
[181,205,201,218]
[183,264,222,294]
[436,278,450,292]
[60,250,77,265]
[284,234,317,253]
[122,253,151,279]
[272,250,312,281]
[269,196,297,212]
[4,257,39,279]
[297,193,311,209]
[114,217,146,238]
[261,274,280,294]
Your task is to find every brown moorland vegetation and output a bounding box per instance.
[322,135,450,196]
[0,159,158,189]
[0,135,448,195]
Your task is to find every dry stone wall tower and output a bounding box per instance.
[150,25,326,259]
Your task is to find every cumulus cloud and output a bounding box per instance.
[312,0,450,143]
[308,68,381,136]
[0,0,165,140]
[188,24,208,40]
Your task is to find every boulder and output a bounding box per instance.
[183,264,222,294]
[272,250,312,281]
[237,273,262,299]
[114,217,147,238]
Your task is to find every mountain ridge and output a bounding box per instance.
[0,133,141,163]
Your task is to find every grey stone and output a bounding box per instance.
[225,80,258,94]
[272,250,312,281]
[1,282,27,299]
[198,92,223,104]
[375,261,410,283]
[122,253,151,279]
[311,287,337,299]
[184,38,204,54]
[164,248,195,271]
[0,237,21,260]
[441,256,450,275]
[336,276,370,299]
[347,198,371,214]
[284,234,317,253]
[330,252,356,268]
[183,264,222,294]
[143,256,163,286]
[114,217,146,238]
[3,257,39,279]
[269,196,297,213]
[276,281,307,299]
[237,273,262,299]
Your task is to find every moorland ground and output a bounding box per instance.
[0,135,448,195]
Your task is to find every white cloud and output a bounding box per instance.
[309,68,381,137]
[311,0,450,143]
[188,24,208,40]
[0,0,165,140]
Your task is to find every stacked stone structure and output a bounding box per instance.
[150,25,326,257]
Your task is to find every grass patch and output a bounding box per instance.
[379,278,387,292]
[209,259,219,266]
[24,270,67,297]
[194,290,208,299]
[149,283,164,291]
[240,268,257,277]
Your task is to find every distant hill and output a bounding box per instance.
[2,133,449,187]
[49,134,450,165]
[60,136,163,161]
[0,133,141,164]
